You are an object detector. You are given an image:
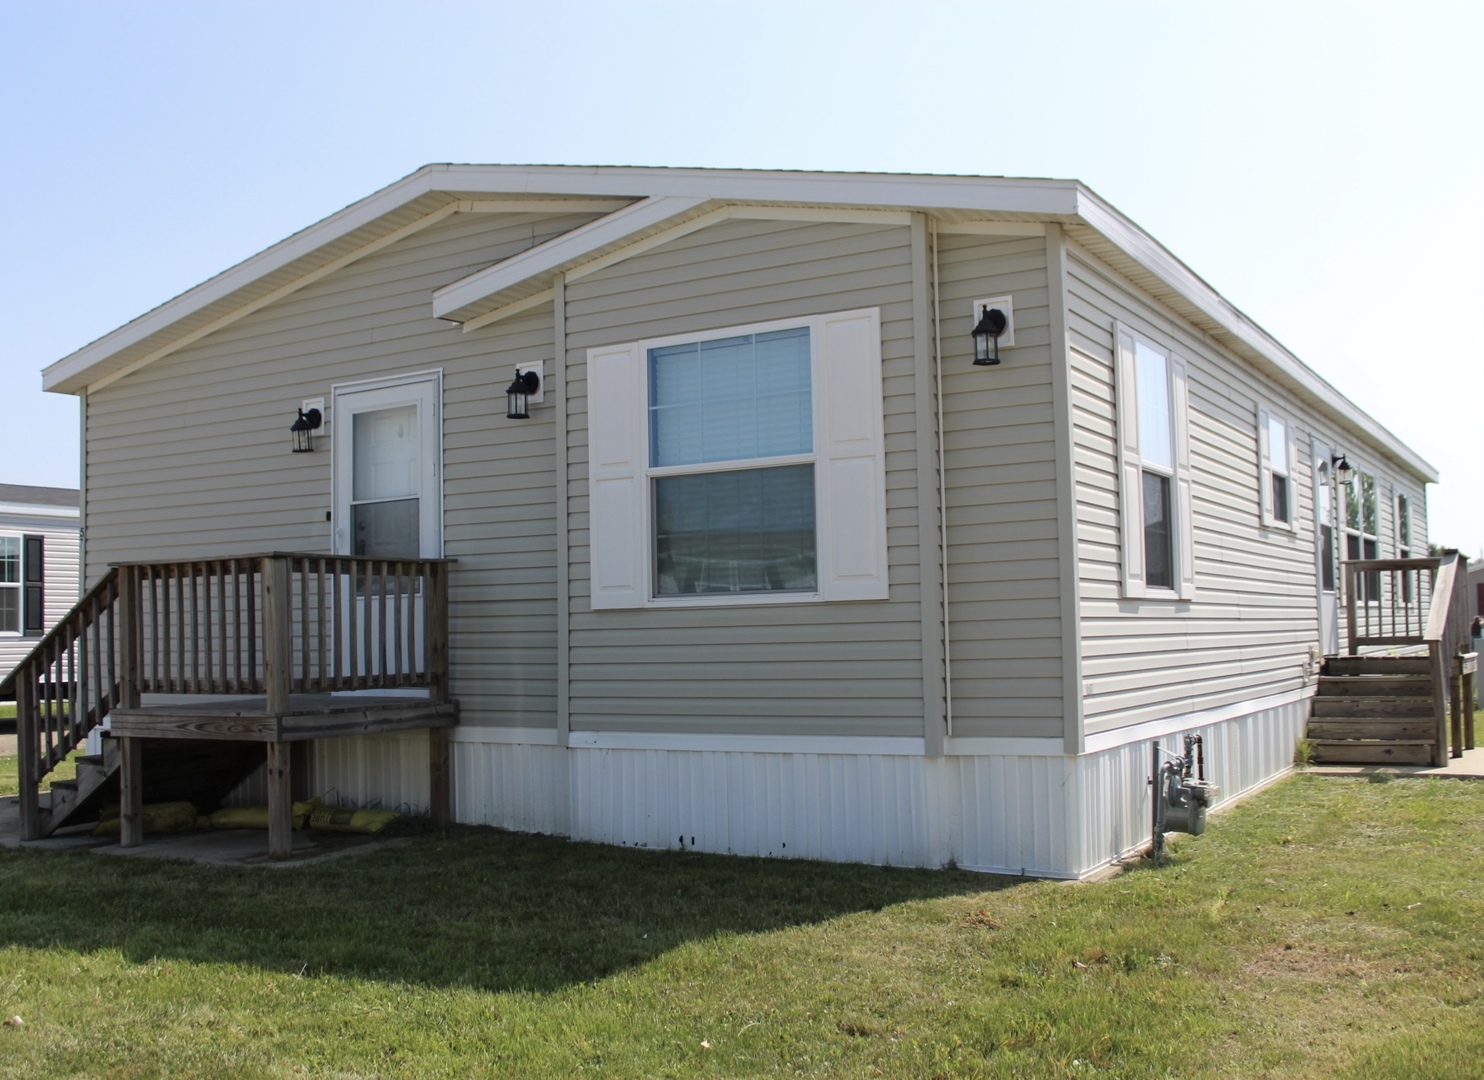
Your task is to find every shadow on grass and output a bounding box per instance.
[0,819,1015,994]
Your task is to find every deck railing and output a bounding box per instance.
[0,553,452,838]
[123,555,451,705]
[1342,552,1474,764]
[1342,557,1437,653]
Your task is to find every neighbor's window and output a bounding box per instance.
[1259,408,1294,528]
[649,327,817,596]
[0,536,19,634]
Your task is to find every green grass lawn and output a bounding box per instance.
[0,703,14,720]
[0,775,1479,1078]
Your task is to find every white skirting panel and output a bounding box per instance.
[1072,696,1309,875]
[454,738,569,836]
[265,695,1305,878]
[312,731,431,814]
[568,748,936,865]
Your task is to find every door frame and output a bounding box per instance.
[330,369,444,558]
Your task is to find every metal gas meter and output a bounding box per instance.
[1150,734,1217,859]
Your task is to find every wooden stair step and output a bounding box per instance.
[1325,656,1431,676]
[1309,740,1435,766]
[1317,675,1433,696]
[1311,696,1435,718]
[1307,719,1437,741]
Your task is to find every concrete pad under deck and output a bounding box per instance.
[0,795,404,867]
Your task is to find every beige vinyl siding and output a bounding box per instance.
[82,209,604,730]
[936,232,1065,739]
[1066,241,1429,733]
[564,218,926,738]
[0,518,80,676]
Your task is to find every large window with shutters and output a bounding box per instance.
[1115,325,1195,599]
[587,308,889,610]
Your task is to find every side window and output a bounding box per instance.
[1396,492,1413,603]
[1341,468,1379,602]
[1258,406,1295,529]
[1115,325,1195,599]
[588,308,889,609]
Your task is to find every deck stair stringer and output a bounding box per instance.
[1307,655,1438,765]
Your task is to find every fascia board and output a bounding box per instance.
[42,167,442,394]
[431,195,710,321]
[1072,188,1439,484]
[426,163,1084,217]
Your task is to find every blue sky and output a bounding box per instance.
[1,0,1480,553]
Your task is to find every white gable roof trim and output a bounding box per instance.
[41,164,1436,483]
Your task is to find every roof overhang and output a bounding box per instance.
[42,164,1437,484]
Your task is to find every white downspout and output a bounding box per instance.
[931,219,952,737]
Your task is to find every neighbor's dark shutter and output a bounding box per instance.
[22,534,44,638]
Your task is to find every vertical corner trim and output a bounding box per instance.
[1045,225,1085,756]
[554,274,571,749]
[911,214,946,756]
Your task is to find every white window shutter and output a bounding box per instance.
[586,341,646,609]
[1113,326,1145,597]
[1172,358,1196,600]
[1257,405,1274,527]
[813,308,889,601]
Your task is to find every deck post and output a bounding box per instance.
[266,740,293,860]
[426,562,449,705]
[15,675,39,841]
[263,557,292,716]
[429,726,451,827]
[119,737,143,848]
[117,565,140,709]
[1450,663,1464,759]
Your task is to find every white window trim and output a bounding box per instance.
[0,532,21,637]
[587,307,889,610]
[1395,490,1413,555]
[1114,322,1195,601]
[1257,403,1297,531]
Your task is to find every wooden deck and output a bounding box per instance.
[0,553,457,859]
[109,694,459,742]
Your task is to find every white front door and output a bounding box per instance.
[1312,438,1338,656]
[331,374,442,682]
[332,375,442,558]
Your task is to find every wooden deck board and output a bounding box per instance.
[109,695,459,742]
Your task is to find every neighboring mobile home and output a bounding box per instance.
[27,166,1444,876]
[0,485,79,679]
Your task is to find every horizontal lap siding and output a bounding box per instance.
[83,210,602,731]
[1066,243,1429,735]
[937,234,1063,738]
[565,219,923,737]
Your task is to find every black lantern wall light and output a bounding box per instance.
[290,406,322,452]
[971,296,1014,366]
[1330,453,1355,487]
[505,362,545,420]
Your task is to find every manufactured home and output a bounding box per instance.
[7,165,1469,876]
[0,485,79,679]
